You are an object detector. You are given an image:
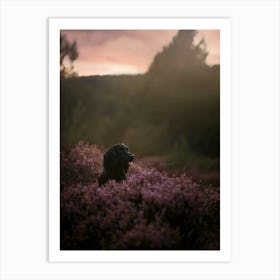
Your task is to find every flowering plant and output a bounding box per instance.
[60,143,219,250]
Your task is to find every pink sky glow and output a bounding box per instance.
[61,30,220,76]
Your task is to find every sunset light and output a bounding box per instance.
[60,30,219,76]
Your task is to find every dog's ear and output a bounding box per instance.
[103,148,119,169]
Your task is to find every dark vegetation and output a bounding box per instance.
[60,30,220,250]
[60,30,220,184]
[61,143,220,250]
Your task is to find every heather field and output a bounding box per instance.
[60,143,220,250]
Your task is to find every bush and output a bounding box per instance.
[60,142,103,187]
[60,143,219,250]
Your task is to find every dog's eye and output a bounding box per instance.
[117,147,124,153]
[122,146,128,152]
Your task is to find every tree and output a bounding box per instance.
[60,34,79,77]
[148,30,209,75]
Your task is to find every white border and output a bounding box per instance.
[49,18,231,262]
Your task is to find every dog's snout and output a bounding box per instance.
[128,152,135,161]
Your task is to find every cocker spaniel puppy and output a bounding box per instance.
[98,144,134,186]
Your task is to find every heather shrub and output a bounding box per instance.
[60,142,102,187]
[60,143,220,250]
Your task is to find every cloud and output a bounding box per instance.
[60,30,219,76]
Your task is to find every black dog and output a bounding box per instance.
[98,144,134,186]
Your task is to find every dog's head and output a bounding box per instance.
[103,143,134,172]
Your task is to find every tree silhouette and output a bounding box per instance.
[60,29,220,161]
[148,30,209,75]
[60,34,79,77]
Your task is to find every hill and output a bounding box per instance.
[60,30,220,177]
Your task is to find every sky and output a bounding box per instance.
[61,30,220,76]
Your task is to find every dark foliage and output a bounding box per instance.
[60,34,79,77]
[60,143,220,250]
[60,30,220,172]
